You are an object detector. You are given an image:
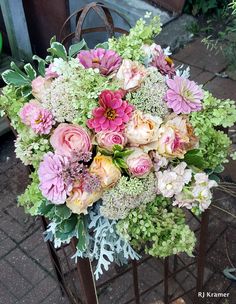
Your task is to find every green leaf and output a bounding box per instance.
[95,42,109,49]
[58,214,78,234]
[209,174,220,183]
[54,205,72,220]
[37,200,54,215]
[113,158,128,169]
[114,149,133,158]
[69,39,87,57]
[223,268,236,281]
[33,55,46,76]
[1,69,30,86]
[98,147,113,156]
[24,63,37,80]
[214,164,224,173]
[47,42,67,60]
[184,149,207,169]
[50,36,57,45]
[113,145,123,152]
[21,85,32,97]
[76,217,86,251]
[10,62,26,76]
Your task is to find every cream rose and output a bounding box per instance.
[31,76,51,100]
[126,148,153,178]
[89,154,121,188]
[157,115,198,158]
[116,59,147,91]
[66,182,102,214]
[50,123,92,157]
[95,131,127,151]
[125,110,162,146]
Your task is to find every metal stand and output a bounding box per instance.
[41,209,210,304]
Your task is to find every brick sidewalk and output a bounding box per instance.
[0,38,236,304]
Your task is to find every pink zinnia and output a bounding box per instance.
[165,76,204,114]
[77,48,122,76]
[151,52,175,78]
[20,101,54,134]
[38,152,72,204]
[87,90,134,132]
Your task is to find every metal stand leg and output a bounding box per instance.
[164,257,169,304]
[132,260,140,304]
[195,209,210,302]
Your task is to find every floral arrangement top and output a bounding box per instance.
[1,14,236,279]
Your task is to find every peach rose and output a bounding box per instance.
[31,76,51,100]
[66,182,102,214]
[157,115,198,158]
[125,110,162,146]
[116,59,147,91]
[89,154,121,188]
[95,131,127,151]
[126,148,153,178]
[50,123,92,157]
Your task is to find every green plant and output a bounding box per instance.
[184,0,229,16]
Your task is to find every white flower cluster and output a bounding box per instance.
[173,173,217,211]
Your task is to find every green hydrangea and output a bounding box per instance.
[0,85,28,132]
[127,68,169,118]
[15,129,51,167]
[116,196,196,257]
[42,60,119,125]
[100,173,157,220]
[190,90,236,131]
[108,15,161,61]
[18,171,45,215]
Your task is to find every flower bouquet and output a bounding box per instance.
[1,14,236,279]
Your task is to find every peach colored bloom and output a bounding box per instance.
[95,131,127,151]
[156,115,198,158]
[31,76,51,100]
[50,123,92,158]
[116,59,147,91]
[126,148,153,178]
[66,181,102,214]
[125,110,162,146]
[89,154,121,189]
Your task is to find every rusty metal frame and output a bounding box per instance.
[39,209,210,304]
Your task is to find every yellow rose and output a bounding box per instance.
[89,154,121,188]
[66,182,102,215]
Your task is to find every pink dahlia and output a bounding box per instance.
[87,90,134,132]
[38,152,72,204]
[20,101,54,134]
[165,76,204,114]
[77,48,122,76]
[151,49,175,78]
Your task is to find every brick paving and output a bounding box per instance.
[0,37,236,304]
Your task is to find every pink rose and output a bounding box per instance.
[31,76,51,100]
[116,59,147,91]
[95,131,127,151]
[126,148,153,178]
[50,123,92,157]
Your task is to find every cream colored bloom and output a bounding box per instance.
[156,115,198,158]
[156,162,192,197]
[125,110,162,147]
[116,59,147,91]
[66,185,102,215]
[89,154,121,189]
